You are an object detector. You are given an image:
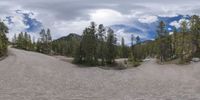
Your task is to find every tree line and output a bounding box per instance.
[0,21,8,57]
[117,15,200,66]
[52,33,80,57]
[73,22,118,65]
[13,29,52,54]
[11,15,200,66]
[50,22,132,66]
[12,22,126,66]
[156,15,200,63]
[133,15,200,64]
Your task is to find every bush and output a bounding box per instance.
[131,60,141,67]
[0,36,8,57]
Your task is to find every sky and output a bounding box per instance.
[1,0,200,44]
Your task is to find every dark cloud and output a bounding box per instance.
[2,0,200,21]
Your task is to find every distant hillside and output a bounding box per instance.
[52,33,81,56]
[140,40,153,45]
[53,33,81,42]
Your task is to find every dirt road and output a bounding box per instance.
[0,48,200,100]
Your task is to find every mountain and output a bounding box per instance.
[52,33,81,57]
[53,33,81,42]
[140,40,154,45]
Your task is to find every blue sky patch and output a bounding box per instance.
[111,14,191,41]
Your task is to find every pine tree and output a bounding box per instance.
[0,21,8,56]
[105,28,117,64]
[172,27,177,57]
[136,36,141,44]
[12,34,17,45]
[156,21,171,62]
[73,22,117,65]
[130,35,135,61]
[47,29,52,54]
[179,20,190,62]
[77,22,98,65]
[37,29,52,54]
[15,32,33,51]
[134,36,143,60]
[97,24,106,65]
[190,15,200,57]
[121,37,126,58]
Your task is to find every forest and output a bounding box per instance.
[1,15,200,67]
[0,21,8,57]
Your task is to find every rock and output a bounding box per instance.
[116,62,128,70]
[192,58,200,62]
[143,58,150,62]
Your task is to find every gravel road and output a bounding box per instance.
[0,48,200,100]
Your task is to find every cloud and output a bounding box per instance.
[170,18,190,28]
[115,29,134,45]
[0,0,200,43]
[111,14,190,44]
[2,10,43,40]
[115,28,149,45]
[51,20,89,38]
[170,21,181,28]
[138,15,158,23]
[90,9,127,26]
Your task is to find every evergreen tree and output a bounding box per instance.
[156,21,172,62]
[73,22,117,66]
[77,22,98,65]
[47,28,52,54]
[14,32,33,51]
[131,35,134,47]
[136,36,141,44]
[121,37,126,58]
[97,24,106,65]
[12,34,17,45]
[172,27,177,57]
[134,36,143,61]
[0,21,8,56]
[105,28,117,64]
[190,15,200,57]
[179,20,190,62]
[37,29,52,54]
[130,35,135,61]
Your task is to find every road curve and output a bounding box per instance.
[1,48,200,100]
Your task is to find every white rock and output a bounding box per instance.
[192,58,200,62]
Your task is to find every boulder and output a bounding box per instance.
[192,58,200,62]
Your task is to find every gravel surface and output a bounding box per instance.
[0,48,200,100]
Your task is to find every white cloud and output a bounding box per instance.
[169,32,173,35]
[170,18,190,28]
[170,21,180,28]
[1,0,200,42]
[51,20,89,39]
[90,9,123,25]
[114,28,149,45]
[89,9,137,26]
[168,27,172,31]
[115,29,132,45]
[138,15,158,23]
[45,9,140,39]
[3,12,30,40]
